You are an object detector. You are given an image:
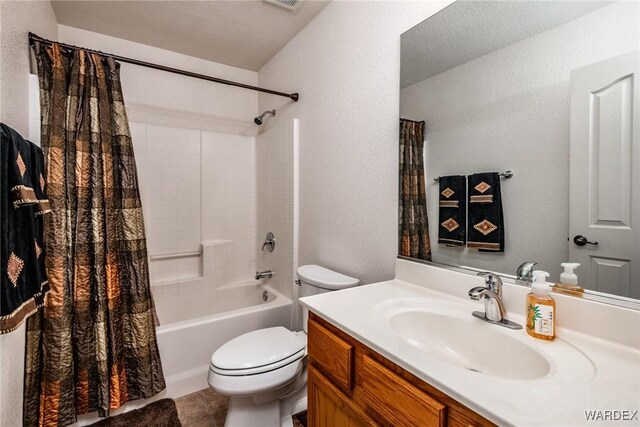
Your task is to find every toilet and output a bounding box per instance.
[208,265,359,427]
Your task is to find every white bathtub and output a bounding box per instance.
[153,280,293,398]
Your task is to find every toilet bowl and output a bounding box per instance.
[208,265,359,427]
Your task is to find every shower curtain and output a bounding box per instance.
[399,119,432,261]
[24,43,165,427]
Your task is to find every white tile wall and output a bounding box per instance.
[132,123,204,283]
[132,124,257,286]
[202,131,257,286]
[256,119,299,312]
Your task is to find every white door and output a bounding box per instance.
[569,50,640,299]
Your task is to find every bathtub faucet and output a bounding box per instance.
[255,270,273,280]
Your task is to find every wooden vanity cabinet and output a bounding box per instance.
[307,313,495,427]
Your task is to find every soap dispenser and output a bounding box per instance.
[553,262,583,297]
[526,271,555,341]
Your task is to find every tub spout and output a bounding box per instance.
[256,270,273,280]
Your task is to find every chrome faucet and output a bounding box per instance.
[255,270,273,280]
[515,262,537,287]
[468,272,522,330]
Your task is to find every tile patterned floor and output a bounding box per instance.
[174,388,229,427]
[174,388,305,427]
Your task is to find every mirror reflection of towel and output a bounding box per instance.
[467,172,504,252]
[438,175,466,247]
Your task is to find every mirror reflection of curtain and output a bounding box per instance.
[399,119,431,261]
[24,43,166,426]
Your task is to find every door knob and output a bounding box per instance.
[573,235,598,247]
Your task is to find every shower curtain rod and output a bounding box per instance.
[28,32,299,102]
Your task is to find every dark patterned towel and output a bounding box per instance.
[0,123,50,333]
[438,175,466,247]
[467,172,504,252]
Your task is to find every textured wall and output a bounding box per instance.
[400,1,639,281]
[0,1,57,135]
[0,3,57,426]
[257,1,453,285]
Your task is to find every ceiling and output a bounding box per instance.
[51,0,330,71]
[401,1,614,88]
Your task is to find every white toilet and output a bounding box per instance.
[208,265,359,427]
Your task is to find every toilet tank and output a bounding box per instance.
[297,265,359,333]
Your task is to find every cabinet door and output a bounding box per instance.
[360,355,446,427]
[308,364,379,427]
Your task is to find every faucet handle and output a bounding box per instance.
[477,271,502,291]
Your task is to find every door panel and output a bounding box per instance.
[590,74,633,227]
[570,51,640,298]
[590,257,631,296]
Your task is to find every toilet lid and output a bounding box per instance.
[297,265,359,290]
[210,327,306,375]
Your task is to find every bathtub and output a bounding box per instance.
[153,280,293,398]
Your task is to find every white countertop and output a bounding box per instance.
[299,267,640,426]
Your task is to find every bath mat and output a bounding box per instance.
[88,398,182,427]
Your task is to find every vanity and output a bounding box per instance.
[300,259,640,426]
[307,313,493,427]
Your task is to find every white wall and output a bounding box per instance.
[0,2,58,426]
[258,1,453,285]
[400,1,639,280]
[58,25,259,125]
[0,1,57,136]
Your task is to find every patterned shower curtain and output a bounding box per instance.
[399,119,432,261]
[24,43,165,427]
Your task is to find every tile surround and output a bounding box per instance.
[131,122,257,287]
[256,119,299,325]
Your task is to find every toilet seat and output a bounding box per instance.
[210,327,307,376]
[209,354,306,396]
[209,327,307,396]
[210,347,306,376]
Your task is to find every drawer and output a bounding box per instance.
[308,318,354,391]
[360,355,446,427]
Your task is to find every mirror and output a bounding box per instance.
[399,0,640,307]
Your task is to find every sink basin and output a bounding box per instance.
[373,298,594,383]
[389,310,550,380]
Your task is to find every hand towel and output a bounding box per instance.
[438,175,466,247]
[467,172,504,252]
[1,123,50,334]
